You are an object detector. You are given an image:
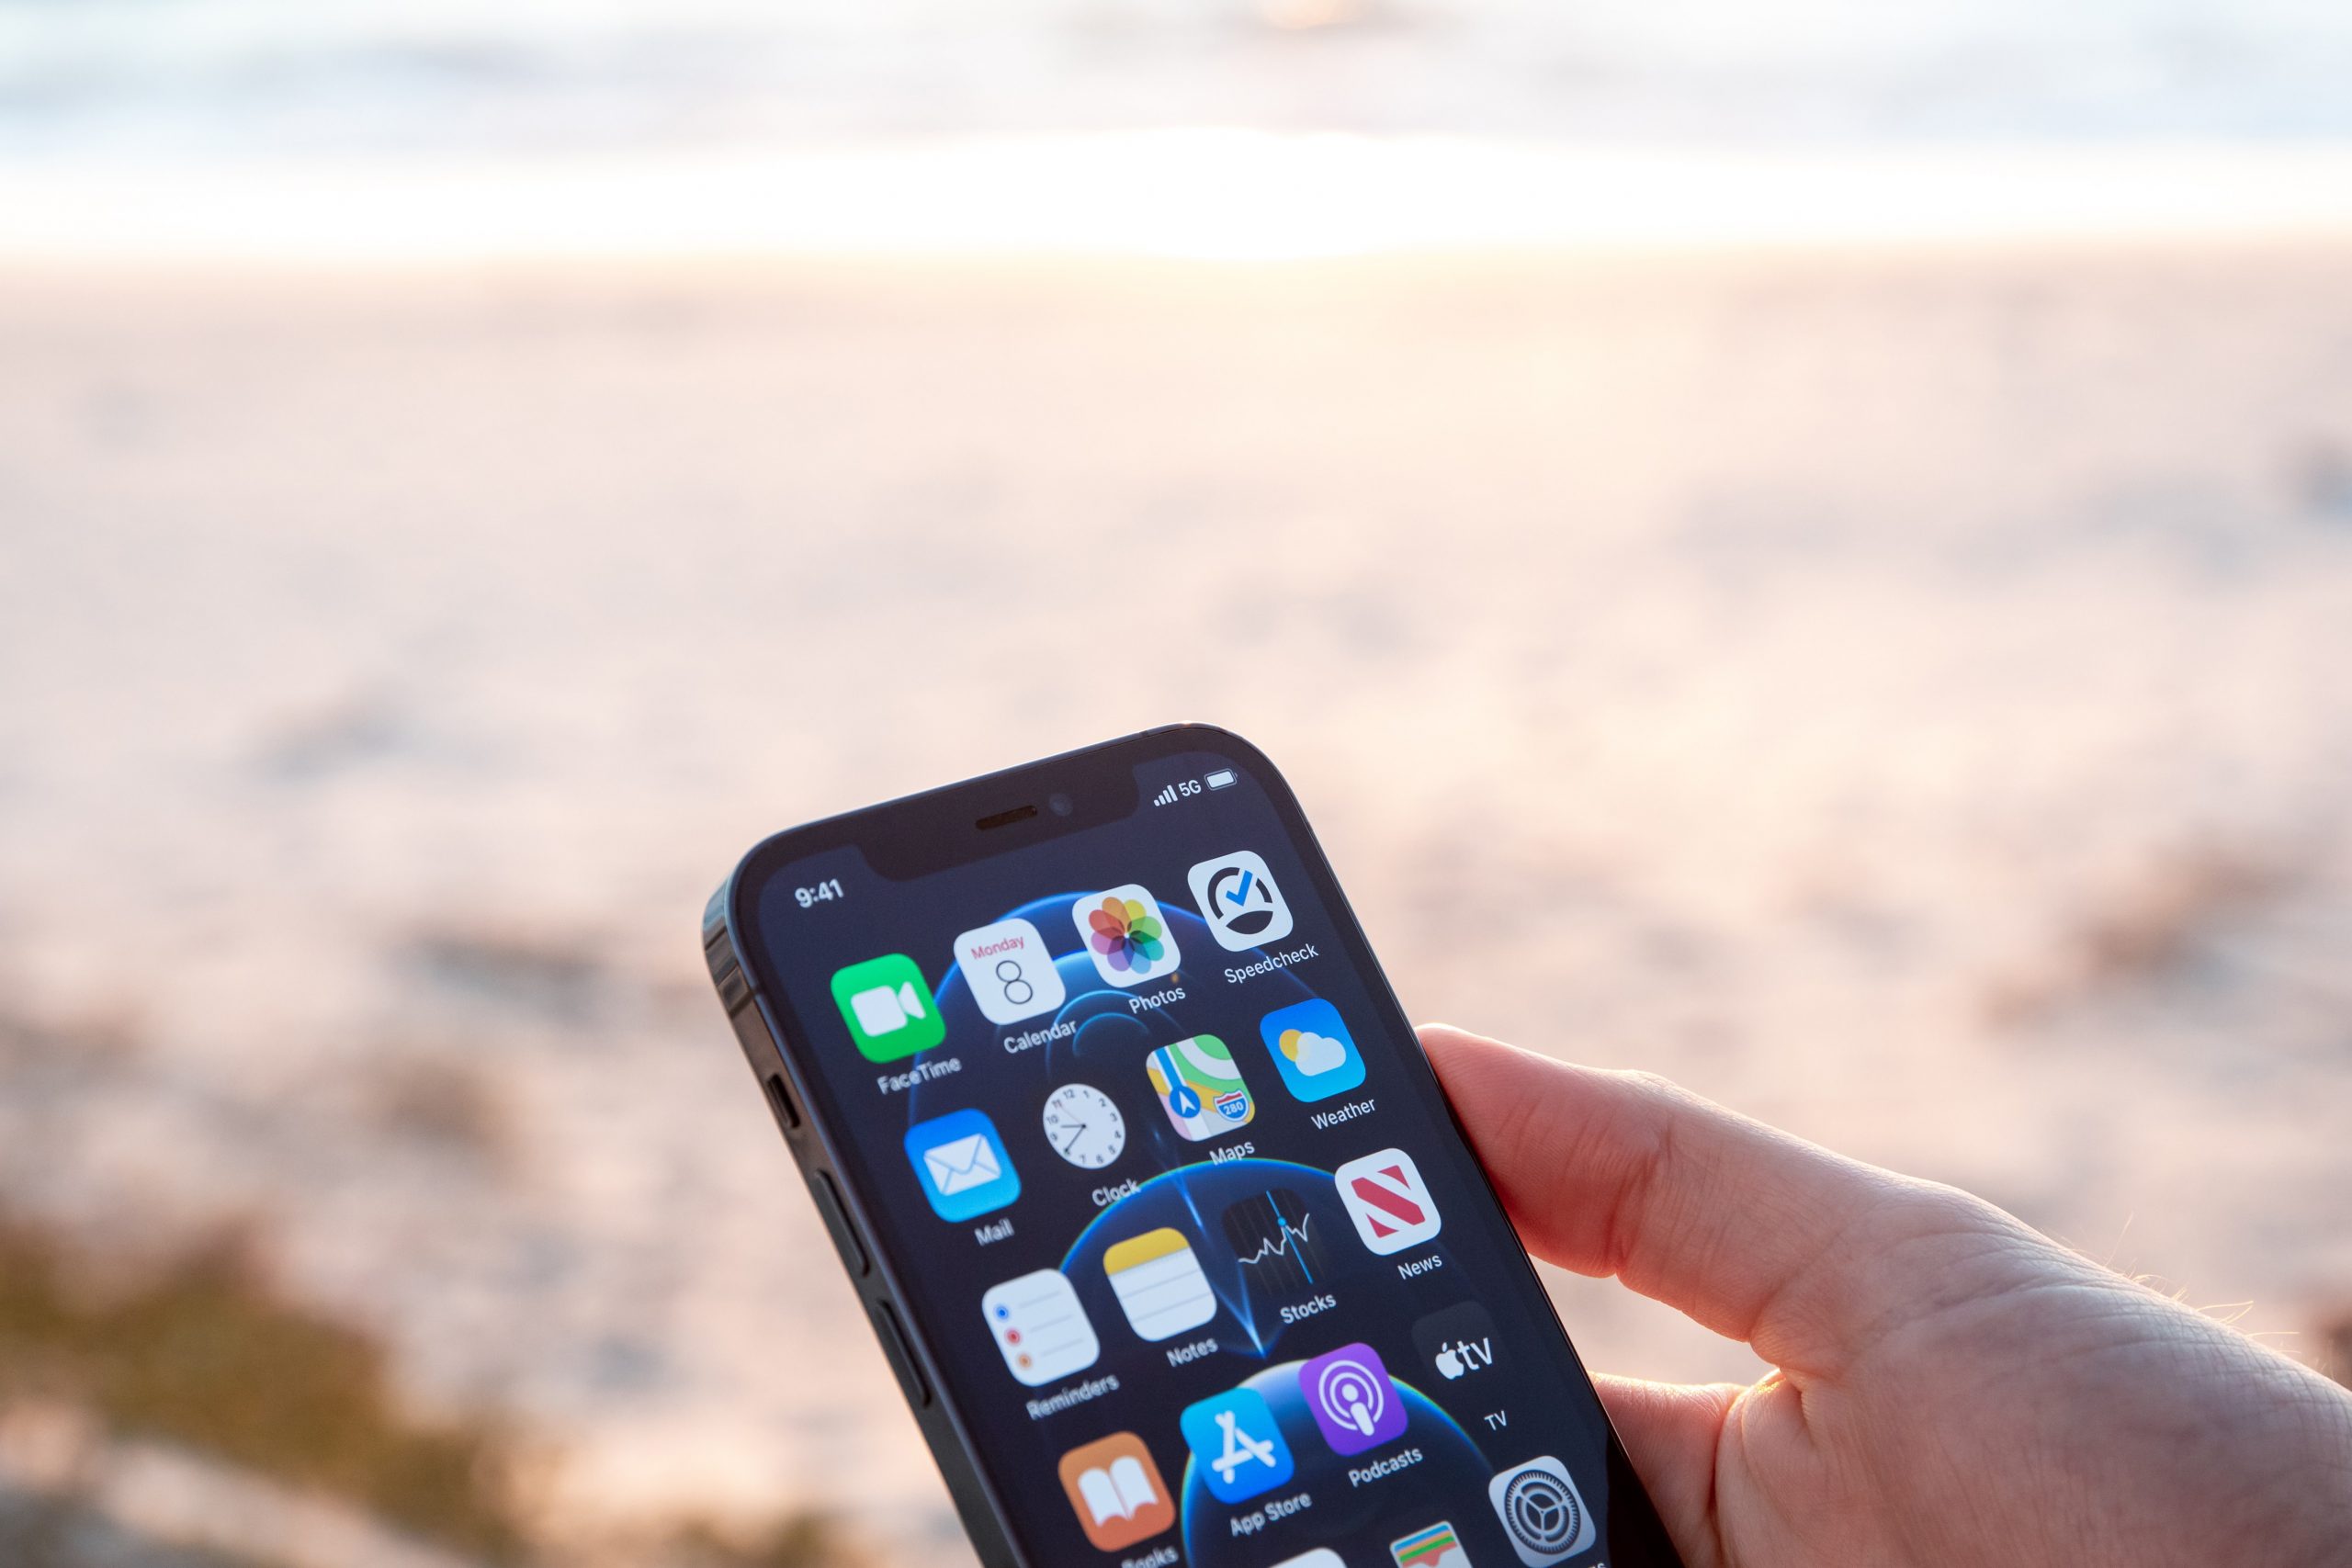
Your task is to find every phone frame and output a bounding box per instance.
[701,723,1679,1568]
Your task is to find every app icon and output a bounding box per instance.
[1392,1522,1472,1568]
[1042,1083,1125,1170]
[1221,1188,1327,1296]
[1302,1341,1408,1454]
[903,1109,1019,1222]
[1180,1385,1295,1503]
[953,917,1067,1025]
[1146,1035,1256,1141]
[981,1269,1099,1386]
[1274,1553,1348,1568]
[1057,1432,1174,1551]
[1487,1457,1594,1566]
[1412,1302,1499,1385]
[1103,1226,1217,1341]
[1072,885,1182,987]
[1188,850,1295,951]
[1334,1147,1442,1255]
[1258,998,1367,1102]
[831,953,944,1062]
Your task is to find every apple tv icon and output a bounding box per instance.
[1411,1300,1500,1384]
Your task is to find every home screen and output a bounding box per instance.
[752,750,1636,1568]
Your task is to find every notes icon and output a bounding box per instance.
[1103,1226,1217,1342]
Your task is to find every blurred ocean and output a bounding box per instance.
[6,0,2352,158]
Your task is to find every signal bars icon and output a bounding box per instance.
[1151,784,1182,807]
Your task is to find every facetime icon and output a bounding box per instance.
[830,953,944,1062]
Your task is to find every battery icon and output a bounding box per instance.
[1204,769,1237,790]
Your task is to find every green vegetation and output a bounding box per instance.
[0,1215,526,1562]
[0,1213,873,1568]
[662,1517,869,1568]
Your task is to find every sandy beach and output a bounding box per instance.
[4,241,2351,1561]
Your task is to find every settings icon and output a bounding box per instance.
[1487,1456,1596,1565]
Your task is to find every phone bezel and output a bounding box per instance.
[705,723,1680,1568]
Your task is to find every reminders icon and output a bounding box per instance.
[982,1269,1099,1386]
[1103,1227,1217,1342]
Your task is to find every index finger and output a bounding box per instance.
[1422,1024,1996,1375]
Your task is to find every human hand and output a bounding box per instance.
[1422,1025,2352,1568]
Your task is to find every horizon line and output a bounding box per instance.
[7,130,2352,264]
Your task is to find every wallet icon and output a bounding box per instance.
[904,1109,1020,1222]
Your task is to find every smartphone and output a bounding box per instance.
[701,727,1683,1568]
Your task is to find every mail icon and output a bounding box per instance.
[904,1109,1021,1222]
[926,1135,1002,1194]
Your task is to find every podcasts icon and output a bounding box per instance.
[1300,1341,1407,1455]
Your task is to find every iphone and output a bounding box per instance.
[701,727,1681,1568]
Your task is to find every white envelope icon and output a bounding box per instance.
[924,1134,1003,1195]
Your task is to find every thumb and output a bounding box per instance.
[1421,1024,2001,1375]
[1592,1373,1740,1564]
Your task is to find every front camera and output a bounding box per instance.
[1048,793,1075,817]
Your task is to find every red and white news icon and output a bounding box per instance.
[1333,1147,1443,1255]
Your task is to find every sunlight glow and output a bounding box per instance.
[6,130,2352,263]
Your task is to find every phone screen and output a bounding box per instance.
[737,740,1674,1568]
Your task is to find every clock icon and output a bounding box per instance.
[1042,1083,1125,1169]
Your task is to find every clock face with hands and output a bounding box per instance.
[1041,1083,1125,1169]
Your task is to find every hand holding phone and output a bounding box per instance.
[1420,1025,2352,1568]
[702,728,1683,1567]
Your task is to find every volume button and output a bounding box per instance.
[870,1300,933,1408]
[707,935,752,1014]
[759,1070,800,1131]
[726,991,782,1073]
[808,1170,869,1277]
[715,955,751,1013]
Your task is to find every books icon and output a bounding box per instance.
[1056,1432,1173,1551]
[1104,1226,1218,1342]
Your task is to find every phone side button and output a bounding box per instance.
[760,1070,801,1132]
[808,1170,869,1278]
[869,1300,933,1408]
[726,993,781,1069]
[711,946,751,1013]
